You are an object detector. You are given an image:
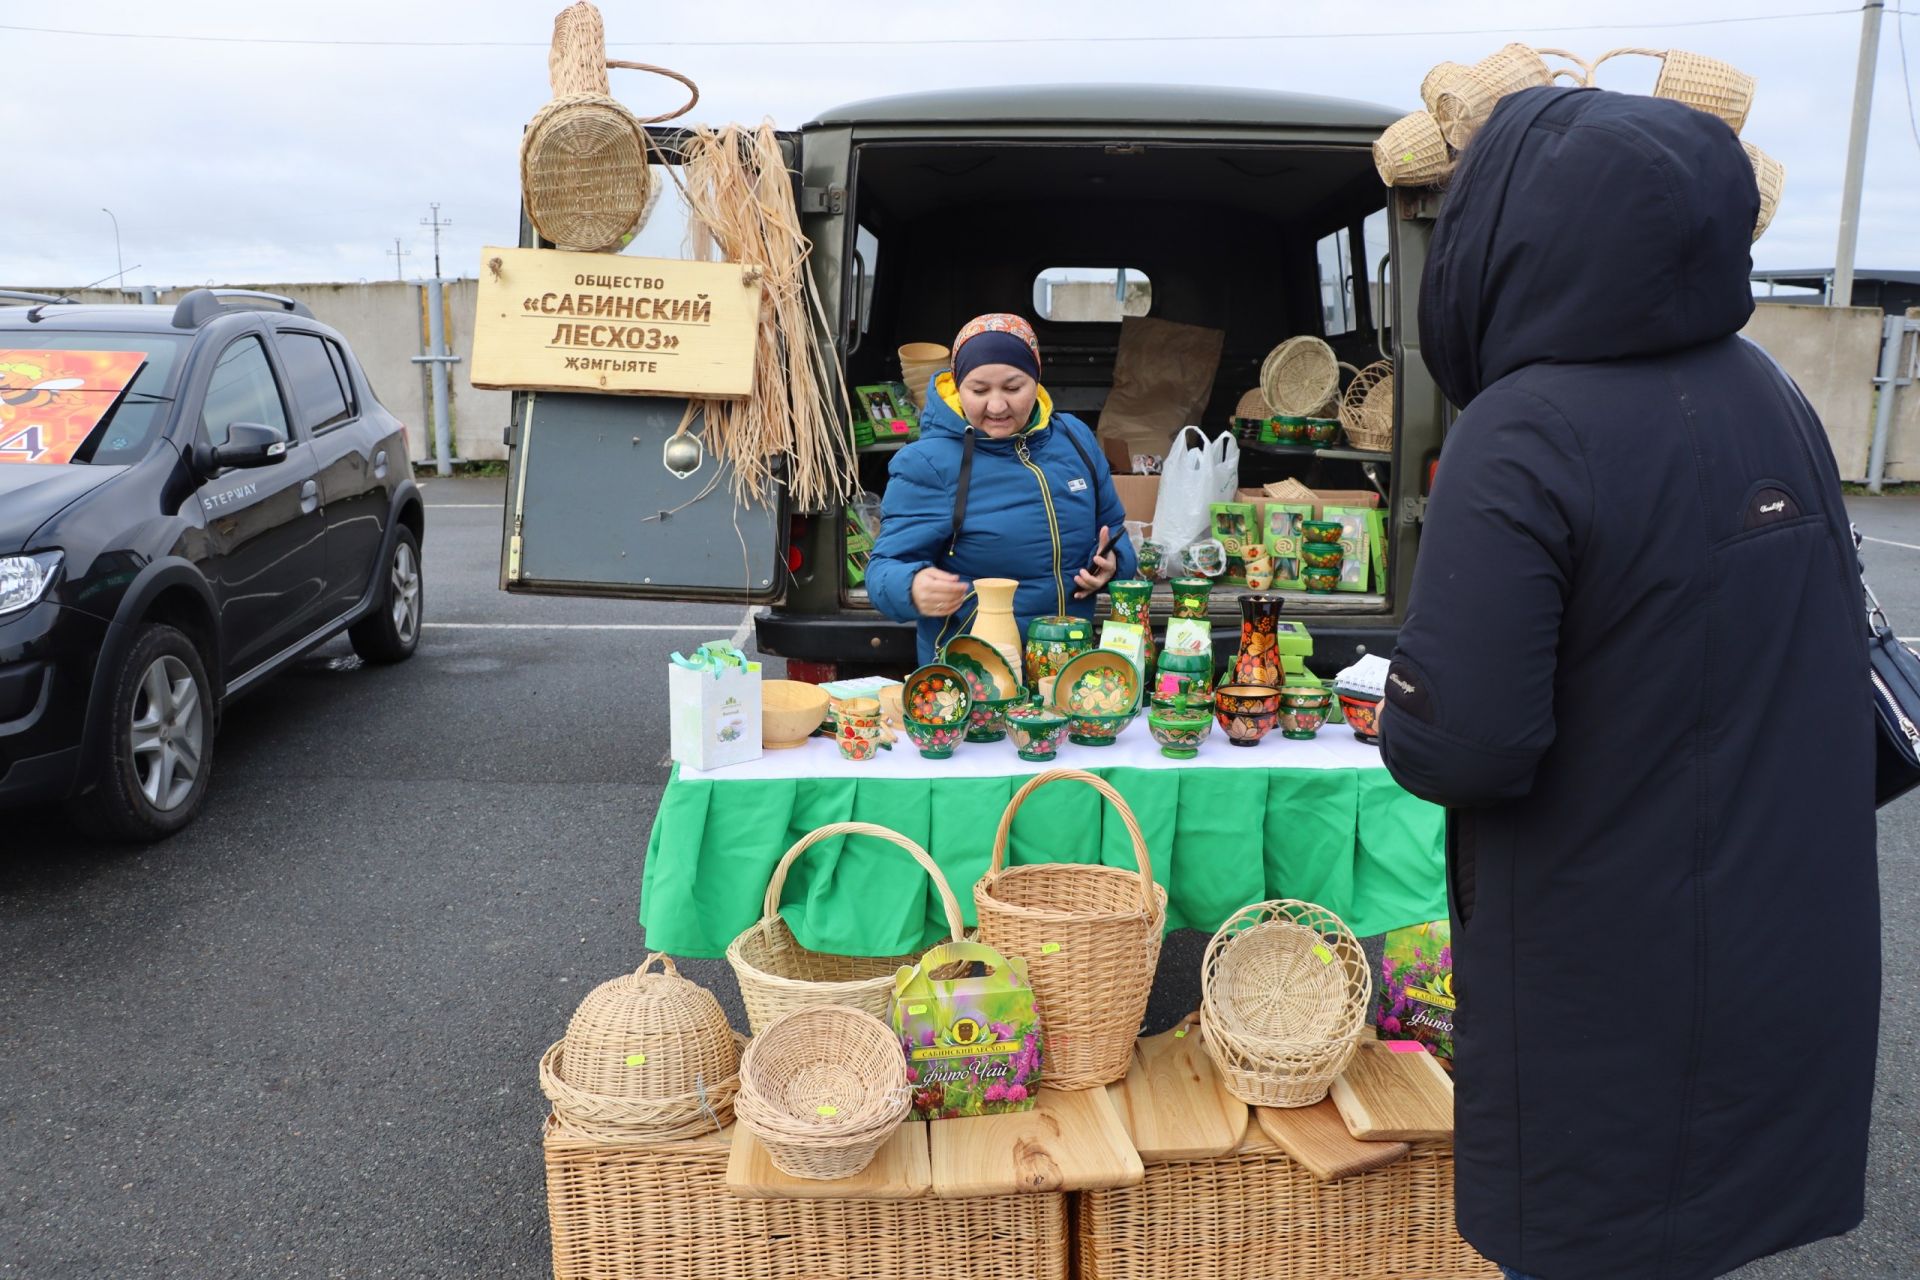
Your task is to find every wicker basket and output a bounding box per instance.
[1233,387,1270,420]
[1200,901,1371,1108]
[1424,44,1590,148]
[1260,336,1343,418]
[1745,141,1785,242]
[538,954,744,1141]
[734,1006,910,1180]
[544,1115,1070,1280]
[727,821,968,1035]
[1075,1128,1498,1280]
[520,2,699,252]
[1339,360,1395,453]
[1373,110,1455,189]
[1590,47,1755,134]
[974,769,1167,1091]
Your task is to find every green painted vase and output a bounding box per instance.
[1107,579,1156,672]
[1023,614,1093,698]
[1170,577,1214,620]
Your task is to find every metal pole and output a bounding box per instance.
[1833,1,1885,310]
[427,278,453,477]
[100,207,124,294]
[1867,314,1915,492]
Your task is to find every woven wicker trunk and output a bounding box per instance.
[1075,1132,1498,1280]
[543,1115,1069,1280]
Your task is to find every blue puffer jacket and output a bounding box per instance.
[868,372,1138,665]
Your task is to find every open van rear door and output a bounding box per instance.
[498,127,812,602]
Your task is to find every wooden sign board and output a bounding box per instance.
[470,246,761,398]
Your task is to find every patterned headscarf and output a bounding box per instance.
[951,312,1042,382]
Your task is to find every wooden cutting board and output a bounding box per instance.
[1329,1040,1455,1142]
[929,1087,1144,1198]
[1109,1024,1248,1161]
[725,1121,931,1199]
[1255,1101,1412,1181]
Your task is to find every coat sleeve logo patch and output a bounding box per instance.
[1744,485,1801,529]
[1385,660,1436,723]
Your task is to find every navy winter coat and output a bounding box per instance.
[1379,88,1880,1280]
[867,373,1138,664]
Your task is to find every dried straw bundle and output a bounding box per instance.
[671,123,858,510]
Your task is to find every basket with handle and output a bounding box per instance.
[1199,899,1372,1108]
[1589,47,1755,135]
[1338,360,1395,453]
[520,1,700,252]
[1372,111,1454,189]
[1744,142,1785,242]
[538,953,745,1141]
[1423,44,1591,148]
[727,821,969,1035]
[974,768,1168,1090]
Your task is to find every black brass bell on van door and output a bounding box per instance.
[662,430,703,478]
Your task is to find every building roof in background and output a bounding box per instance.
[1751,268,1920,286]
[808,83,1401,131]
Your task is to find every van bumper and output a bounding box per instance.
[755,611,919,667]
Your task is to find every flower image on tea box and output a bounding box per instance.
[1378,920,1455,1062]
[892,942,1042,1119]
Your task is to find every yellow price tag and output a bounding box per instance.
[1311,945,1333,965]
[816,1105,839,1117]
[907,1003,927,1016]
[1040,942,1062,955]
[1174,1027,1189,1039]
[625,1053,647,1066]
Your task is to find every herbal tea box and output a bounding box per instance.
[892,942,1042,1120]
[1378,920,1455,1063]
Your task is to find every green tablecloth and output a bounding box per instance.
[640,747,1446,958]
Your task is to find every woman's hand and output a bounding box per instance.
[1073,525,1118,599]
[911,567,970,617]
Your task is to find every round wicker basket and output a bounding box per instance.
[1338,360,1395,454]
[974,769,1167,1091]
[1260,337,1342,418]
[727,822,968,1035]
[538,954,743,1140]
[1745,142,1785,242]
[520,3,698,252]
[1233,387,1270,421]
[1592,47,1755,135]
[735,1006,910,1180]
[1425,44,1590,148]
[1200,900,1371,1108]
[1373,112,1454,190]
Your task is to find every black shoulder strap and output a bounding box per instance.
[949,427,976,556]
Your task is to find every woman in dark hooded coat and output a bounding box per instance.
[1378,87,1881,1280]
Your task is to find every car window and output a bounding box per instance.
[323,340,358,414]
[0,331,191,465]
[200,336,289,448]
[276,331,353,432]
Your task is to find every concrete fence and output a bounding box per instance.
[4,280,511,462]
[1743,302,1917,483]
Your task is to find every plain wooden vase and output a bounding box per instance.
[971,577,1025,683]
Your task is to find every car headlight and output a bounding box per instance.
[0,551,62,616]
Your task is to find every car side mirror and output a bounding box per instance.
[202,422,288,471]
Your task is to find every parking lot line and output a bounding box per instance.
[425,503,504,509]
[424,622,741,631]
[1863,535,1920,552]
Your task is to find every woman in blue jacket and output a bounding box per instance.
[867,313,1138,665]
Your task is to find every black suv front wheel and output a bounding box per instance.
[349,526,421,664]
[68,623,215,842]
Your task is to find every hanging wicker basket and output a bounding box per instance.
[974,769,1167,1091]
[538,954,744,1140]
[734,1006,911,1181]
[1338,360,1395,454]
[1589,47,1755,135]
[1200,900,1371,1108]
[1373,111,1455,189]
[1424,44,1591,149]
[1261,336,1343,417]
[1745,142,1785,242]
[1233,387,1270,421]
[520,1,699,252]
[727,822,968,1035]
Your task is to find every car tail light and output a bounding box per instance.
[787,660,838,685]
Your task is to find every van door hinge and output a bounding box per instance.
[800,185,846,215]
[1400,495,1428,525]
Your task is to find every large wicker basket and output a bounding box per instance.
[538,953,743,1141]
[1200,900,1372,1108]
[544,1115,1069,1280]
[974,769,1167,1091]
[1422,44,1589,148]
[1745,142,1785,242]
[728,822,968,1034]
[1075,1126,1498,1280]
[1591,46,1755,135]
[1260,336,1342,417]
[520,2,698,251]
[1338,360,1395,453]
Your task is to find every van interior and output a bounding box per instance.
[839,138,1393,606]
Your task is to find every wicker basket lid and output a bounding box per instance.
[558,954,739,1101]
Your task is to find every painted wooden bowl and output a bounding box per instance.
[1302,566,1340,594]
[1214,684,1280,747]
[1301,519,1344,544]
[1336,689,1383,744]
[1277,684,1334,740]
[1050,649,1141,719]
[905,715,968,759]
[941,636,1022,702]
[1004,704,1069,762]
[903,663,972,727]
[1300,542,1344,570]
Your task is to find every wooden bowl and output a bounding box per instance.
[1050,649,1141,718]
[762,679,829,749]
[941,636,1022,701]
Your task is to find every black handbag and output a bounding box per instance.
[1862,538,1920,805]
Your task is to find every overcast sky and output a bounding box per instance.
[2,0,1915,288]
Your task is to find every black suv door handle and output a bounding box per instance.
[300,480,319,515]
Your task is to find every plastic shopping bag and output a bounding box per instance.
[1149,425,1240,561]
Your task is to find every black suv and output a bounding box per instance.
[0,288,423,840]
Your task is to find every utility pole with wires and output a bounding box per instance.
[387,238,410,281]
[420,202,451,279]
[1832,0,1885,309]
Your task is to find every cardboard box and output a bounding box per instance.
[1263,503,1315,591]
[1321,504,1373,593]
[1367,508,1389,594]
[1310,489,1380,519]
[893,941,1042,1119]
[1099,619,1148,683]
[854,383,920,444]
[1209,502,1259,555]
[1110,474,1161,528]
[1378,920,1456,1064]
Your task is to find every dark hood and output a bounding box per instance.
[1418,87,1758,407]
[0,463,119,549]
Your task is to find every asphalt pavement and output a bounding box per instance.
[2,475,1915,1278]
